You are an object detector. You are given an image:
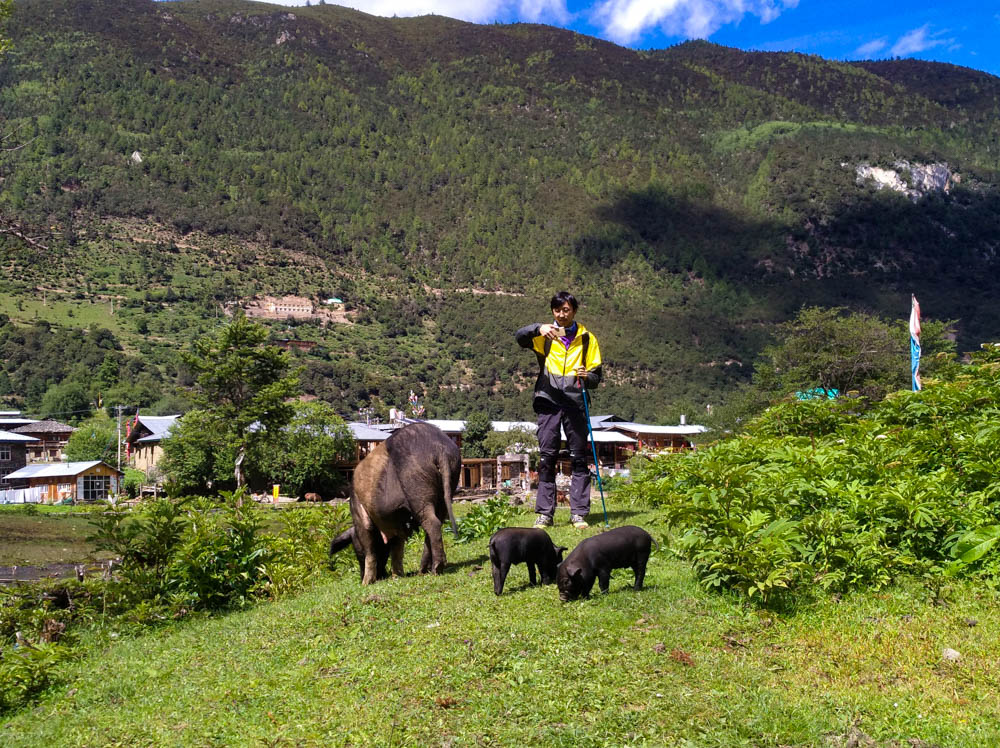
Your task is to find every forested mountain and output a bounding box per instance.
[2,0,999,422]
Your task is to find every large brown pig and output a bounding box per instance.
[337,422,461,585]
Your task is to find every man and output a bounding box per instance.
[515,291,602,529]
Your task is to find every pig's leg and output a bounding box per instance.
[597,569,611,594]
[420,532,432,573]
[417,506,446,574]
[389,537,405,578]
[492,561,510,595]
[633,557,647,590]
[527,561,537,586]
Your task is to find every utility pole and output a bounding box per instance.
[116,405,123,471]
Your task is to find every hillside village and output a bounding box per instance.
[0,407,705,504]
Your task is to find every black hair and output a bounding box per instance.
[550,291,578,311]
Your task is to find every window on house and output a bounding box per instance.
[0,445,10,461]
[82,475,111,501]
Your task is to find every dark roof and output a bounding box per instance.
[11,419,75,434]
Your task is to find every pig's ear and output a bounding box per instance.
[555,546,568,554]
[572,568,584,580]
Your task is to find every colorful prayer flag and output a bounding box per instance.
[910,295,922,391]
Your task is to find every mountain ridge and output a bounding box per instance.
[1,0,998,422]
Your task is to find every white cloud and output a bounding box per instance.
[590,0,799,46]
[324,0,505,23]
[853,37,888,58]
[257,0,568,25]
[519,0,571,24]
[890,24,949,57]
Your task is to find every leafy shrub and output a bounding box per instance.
[0,503,39,516]
[622,346,1000,604]
[0,641,73,714]
[595,472,629,493]
[122,468,145,499]
[89,497,187,603]
[260,503,352,598]
[452,497,516,543]
[168,490,270,610]
[89,488,347,612]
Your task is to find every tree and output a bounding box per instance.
[263,400,354,498]
[65,414,116,462]
[752,306,955,402]
[482,426,538,457]
[40,380,92,424]
[163,311,301,492]
[97,353,120,390]
[0,0,10,56]
[160,409,233,494]
[461,412,493,458]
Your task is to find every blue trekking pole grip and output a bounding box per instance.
[579,378,609,528]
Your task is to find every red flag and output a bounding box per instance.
[124,412,139,458]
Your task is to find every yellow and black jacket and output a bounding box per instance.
[515,322,602,411]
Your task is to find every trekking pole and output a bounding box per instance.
[579,381,609,528]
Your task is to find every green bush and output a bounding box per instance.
[168,490,270,610]
[88,489,348,612]
[622,345,1000,604]
[452,497,516,543]
[122,468,145,499]
[259,503,352,598]
[0,641,73,714]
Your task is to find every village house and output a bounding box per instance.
[347,421,389,461]
[3,460,122,504]
[125,415,180,479]
[11,419,75,463]
[0,410,36,430]
[243,295,318,321]
[0,429,38,492]
[267,298,314,316]
[272,338,319,353]
[603,417,707,454]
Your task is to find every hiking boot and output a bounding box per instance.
[570,514,589,529]
[533,514,553,528]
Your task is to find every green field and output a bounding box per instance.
[0,505,111,567]
[0,503,315,568]
[2,504,997,746]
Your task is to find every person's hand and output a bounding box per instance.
[575,366,588,378]
[540,324,561,340]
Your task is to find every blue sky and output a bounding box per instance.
[255,0,1000,76]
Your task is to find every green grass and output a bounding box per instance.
[2,503,998,745]
[0,295,125,336]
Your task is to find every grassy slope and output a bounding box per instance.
[2,504,997,746]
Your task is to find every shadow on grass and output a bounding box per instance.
[574,508,644,526]
[501,581,559,595]
[561,585,652,602]
[441,553,490,574]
